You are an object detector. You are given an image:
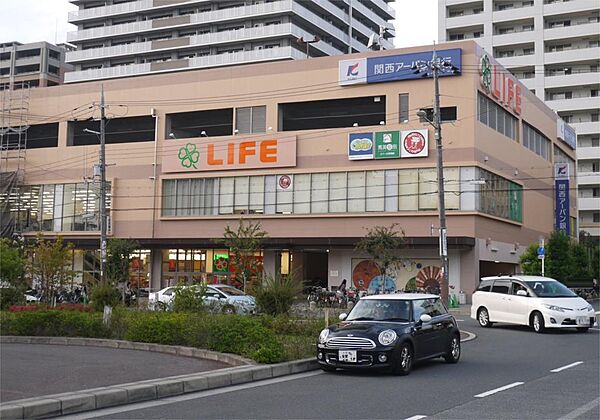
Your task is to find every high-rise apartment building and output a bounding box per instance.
[65,0,395,83]
[0,41,73,90]
[439,0,600,239]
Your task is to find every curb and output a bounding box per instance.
[460,330,477,342]
[0,336,255,367]
[0,358,319,419]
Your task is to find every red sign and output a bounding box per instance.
[480,54,521,115]
[403,131,426,154]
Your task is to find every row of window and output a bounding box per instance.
[2,182,111,233]
[523,123,551,160]
[477,92,519,142]
[162,167,523,223]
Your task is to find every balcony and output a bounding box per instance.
[544,0,599,16]
[444,14,485,29]
[68,0,154,23]
[493,6,536,22]
[578,224,600,237]
[577,146,600,160]
[64,46,304,83]
[492,31,536,47]
[545,97,599,113]
[544,22,600,41]
[576,172,600,186]
[497,54,536,68]
[570,121,600,136]
[578,197,600,211]
[544,46,599,65]
[544,72,600,89]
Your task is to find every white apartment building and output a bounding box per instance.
[439,0,600,238]
[65,0,395,83]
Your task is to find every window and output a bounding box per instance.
[68,116,155,146]
[593,212,600,223]
[235,106,266,134]
[413,298,447,320]
[280,96,386,131]
[511,282,528,295]
[449,33,465,41]
[166,108,233,138]
[491,280,510,294]
[479,168,523,222]
[399,93,409,122]
[478,92,518,141]
[477,280,493,292]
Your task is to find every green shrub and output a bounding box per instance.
[0,310,109,337]
[172,283,207,313]
[1,287,25,310]
[124,312,191,345]
[251,273,303,315]
[90,283,121,311]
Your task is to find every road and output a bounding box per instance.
[61,316,599,420]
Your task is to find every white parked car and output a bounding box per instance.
[148,284,256,314]
[471,275,596,333]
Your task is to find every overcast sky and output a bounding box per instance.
[0,0,438,48]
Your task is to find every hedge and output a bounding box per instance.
[0,310,321,364]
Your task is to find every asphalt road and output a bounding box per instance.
[0,344,228,402]
[65,316,599,420]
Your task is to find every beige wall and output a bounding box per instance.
[5,41,575,250]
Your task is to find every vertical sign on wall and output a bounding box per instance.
[554,163,570,234]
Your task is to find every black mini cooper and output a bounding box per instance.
[317,294,461,375]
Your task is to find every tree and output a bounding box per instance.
[106,238,139,304]
[570,242,591,282]
[579,231,600,279]
[545,230,572,281]
[355,224,405,294]
[519,243,542,275]
[220,220,268,292]
[0,238,26,289]
[27,234,74,304]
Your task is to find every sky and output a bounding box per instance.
[0,0,438,48]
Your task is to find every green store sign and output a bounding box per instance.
[374,131,400,159]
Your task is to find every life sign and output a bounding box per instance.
[480,54,521,115]
[163,135,297,173]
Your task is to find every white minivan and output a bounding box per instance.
[471,275,595,333]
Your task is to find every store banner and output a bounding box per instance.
[339,49,462,86]
[555,179,570,234]
[348,132,374,160]
[374,131,400,159]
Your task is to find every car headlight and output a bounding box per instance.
[378,329,397,346]
[543,304,570,312]
[586,304,593,311]
[318,329,330,344]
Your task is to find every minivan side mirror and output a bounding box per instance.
[516,290,527,297]
[339,313,348,321]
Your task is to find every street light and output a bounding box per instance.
[416,50,450,305]
[296,36,320,59]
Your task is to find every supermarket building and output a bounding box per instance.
[0,41,577,301]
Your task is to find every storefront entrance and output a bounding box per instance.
[303,251,328,289]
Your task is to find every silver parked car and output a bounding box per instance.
[148,284,256,314]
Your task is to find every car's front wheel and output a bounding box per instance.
[477,307,493,328]
[531,311,545,333]
[444,334,461,364]
[222,305,236,315]
[393,342,413,376]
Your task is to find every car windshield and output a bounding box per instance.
[346,299,410,322]
[216,286,246,296]
[525,281,577,298]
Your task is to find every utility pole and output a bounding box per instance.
[417,48,449,305]
[433,49,450,305]
[99,86,107,284]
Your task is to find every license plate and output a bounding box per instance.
[339,350,357,363]
[576,317,589,326]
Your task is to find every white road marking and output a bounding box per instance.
[405,416,427,420]
[460,330,477,342]
[558,397,600,420]
[455,319,464,322]
[550,361,583,373]
[57,371,323,419]
[474,382,524,398]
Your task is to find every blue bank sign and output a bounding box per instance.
[339,49,462,86]
[554,163,570,234]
